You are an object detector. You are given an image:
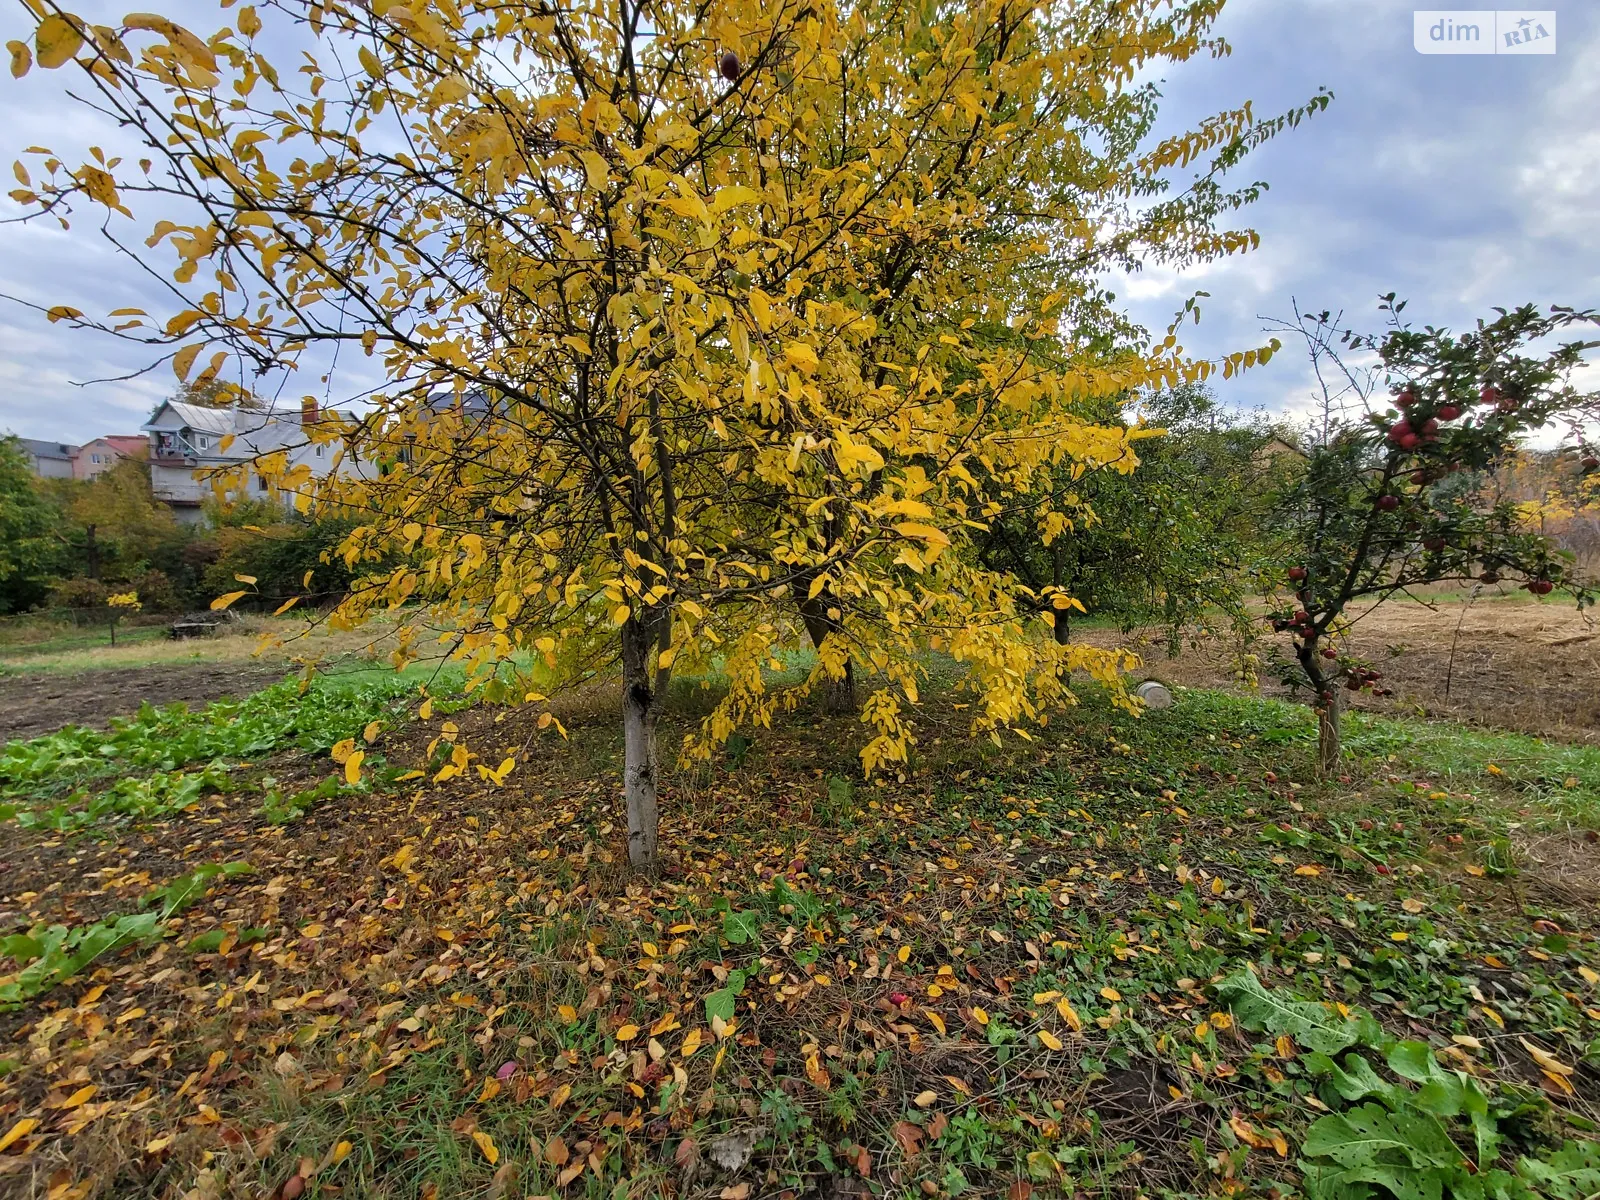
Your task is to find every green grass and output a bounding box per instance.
[205,682,1600,1200]
[3,671,1598,1200]
[0,620,169,659]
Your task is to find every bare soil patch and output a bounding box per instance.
[0,663,287,742]
[1088,594,1600,744]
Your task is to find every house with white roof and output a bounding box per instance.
[141,398,364,522]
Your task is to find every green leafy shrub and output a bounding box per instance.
[1218,971,1600,1200]
[0,675,420,812]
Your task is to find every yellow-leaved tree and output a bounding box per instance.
[8,0,1317,868]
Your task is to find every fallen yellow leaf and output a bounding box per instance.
[1038,1029,1063,1051]
[472,1130,499,1164]
[1519,1038,1573,1076]
[0,1118,38,1152]
[57,1085,98,1110]
[1057,999,1082,1032]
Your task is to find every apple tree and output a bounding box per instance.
[1266,299,1598,774]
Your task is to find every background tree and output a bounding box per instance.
[979,383,1284,654]
[172,377,265,409]
[61,458,179,582]
[9,0,1312,869]
[203,510,362,611]
[1264,298,1598,773]
[0,435,68,613]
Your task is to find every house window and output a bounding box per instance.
[315,445,324,458]
[90,454,102,464]
[257,474,269,492]
[197,436,210,450]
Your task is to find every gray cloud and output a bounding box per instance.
[1113,0,1600,428]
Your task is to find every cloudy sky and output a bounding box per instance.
[0,0,1595,442]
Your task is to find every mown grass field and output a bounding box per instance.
[0,659,1597,1200]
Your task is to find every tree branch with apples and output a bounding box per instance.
[1265,298,1599,774]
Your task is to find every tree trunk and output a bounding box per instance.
[620,619,661,872]
[1317,686,1343,776]
[798,593,856,714]
[85,524,101,580]
[1052,611,1071,646]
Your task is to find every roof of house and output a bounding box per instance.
[17,437,78,461]
[142,400,236,436]
[98,435,147,455]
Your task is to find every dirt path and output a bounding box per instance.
[1091,594,1600,744]
[0,663,288,741]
